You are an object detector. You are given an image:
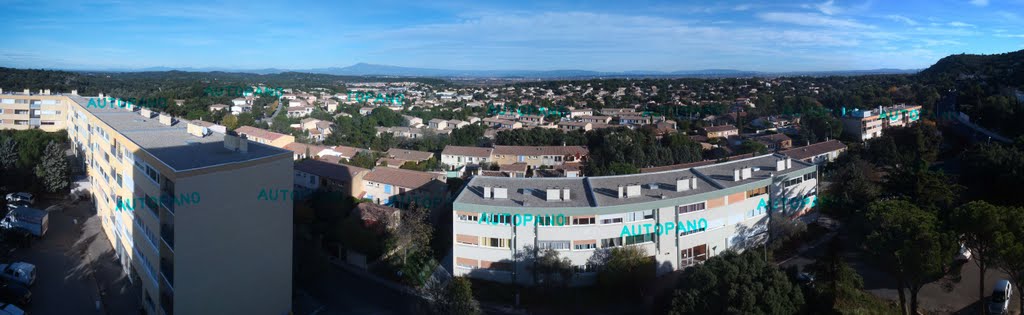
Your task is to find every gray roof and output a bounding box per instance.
[70,96,290,172]
[456,153,814,209]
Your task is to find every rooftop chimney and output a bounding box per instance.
[238,134,249,153]
[776,159,787,171]
[158,113,173,126]
[733,168,741,181]
[786,158,792,169]
[140,108,154,118]
[224,132,240,151]
[618,185,625,198]
[43,89,50,95]
[71,89,77,95]
[625,184,641,198]
[676,177,690,192]
[562,188,570,201]
[546,188,561,201]
[23,89,29,95]
[99,93,105,99]
[691,177,698,190]
[187,122,211,138]
[493,187,508,199]
[741,167,752,180]
[483,186,492,199]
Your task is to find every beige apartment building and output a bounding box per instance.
[1,89,294,315]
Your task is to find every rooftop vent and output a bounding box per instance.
[741,167,752,180]
[546,188,561,201]
[140,108,154,119]
[158,113,173,126]
[776,158,787,171]
[187,122,211,138]
[676,177,698,192]
[493,187,508,199]
[733,168,741,181]
[563,188,570,201]
[625,184,641,198]
[71,89,78,95]
[23,89,29,95]
[648,183,660,190]
[483,186,493,199]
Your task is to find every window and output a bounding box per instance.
[624,232,655,245]
[784,177,803,187]
[487,213,513,225]
[41,121,56,126]
[680,226,707,236]
[572,264,597,274]
[625,209,655,222]
[572,216,595,225]
[537,240,571,250]
[681,244,708,267]
[746,186,768,198]
[481,237,511,249]
[600,217,623,224]
[600,237,623,248]
[573,242,597,250]
[803,172,816,181]
[457,213,479,222]
[309,175,316,185]
[677,202,706,214]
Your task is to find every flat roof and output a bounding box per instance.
[69,95,290,172]
[456,153,815,208]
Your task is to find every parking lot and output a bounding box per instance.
[4,196,140,314]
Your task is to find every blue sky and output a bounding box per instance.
[1,0,1023,72]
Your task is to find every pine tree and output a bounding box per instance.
[36,141,69,193]
[0,138,17,170]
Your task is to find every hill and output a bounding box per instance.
[917,49,1024,88]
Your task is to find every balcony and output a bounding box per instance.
[160,290,174,315]
[160,224,174,250]
[160,258,174,288]
[160,194,175,214]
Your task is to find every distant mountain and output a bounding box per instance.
[917,49,1024,86]
[67,62,921,79]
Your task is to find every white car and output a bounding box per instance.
[0,263,35,287]
[956,243,972,261]
[989,279,1013,315]
[3,193,33,206]
[0,303,25,315]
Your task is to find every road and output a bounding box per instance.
[9,198,140,315]
[298,264,424,315]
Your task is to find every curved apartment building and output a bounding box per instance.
[452,153,818,285]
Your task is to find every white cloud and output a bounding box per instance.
[815,0,841,15]
[885,14,918,25]
[920,39,965,46]
[949,21,976,27]
[995,34,1024,38]
[969,0,989,6]
[758,12,874,29]
[733,4,752,11]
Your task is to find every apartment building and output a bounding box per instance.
[490,145,588,167]
[234,126,296,148]
[2,90,293,315]
[452,153,818,286]
[840,104,921,141]
[0,88,70,131]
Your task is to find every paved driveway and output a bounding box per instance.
[6,198,140,315]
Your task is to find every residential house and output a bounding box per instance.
[703,125,739,138]
[361,167,448,207]
[780,140,847,165]
[490,145,588,167]
[428,118,448,130]
[209,104,229,112]
[386,148,434,164]
[293,159,369,198]
[580,115,612,124]
[441,146,494,170]
[286,106,314,118]
[235,126,295,148]
[750,133,793,151]
[557,121,592,132]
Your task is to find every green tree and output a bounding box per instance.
[590,245,654,300]
[865,199,954,314]
[995,206,1024,315]
[222,114,239,130]
[383,203,434,285]
[669,251,804,315]
[516,246,573,289]
[953,201,1008,315]
[0,138,17,170]
[35,141,69,193]
[737,140,768,155]
[425,277,481,315]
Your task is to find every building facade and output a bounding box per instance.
[840,104,921,141]
[2,89,294,315]
[452,153,818,286]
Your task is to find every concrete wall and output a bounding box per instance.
[173,156,293,315]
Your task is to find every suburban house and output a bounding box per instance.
[235,126,296,148]
[293,159,369,198]
[386,148,434,164]
[441,146,494,170]
[750,133,793,151]
[361,167,448,208]
[780,139,847,165]
[209,104,229,112]
[703,125,739,138]
[490,145,589,167]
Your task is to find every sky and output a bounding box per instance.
[1,0,1023,72]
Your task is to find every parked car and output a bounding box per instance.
[0,263,34,287]
[956,243,972,262]
[0,281,29,306]
[989,279,1013,315]
[2,194,31,206]
[0,302,25,315]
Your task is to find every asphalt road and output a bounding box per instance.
[299,264,424,315]
[8,198,140,315]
